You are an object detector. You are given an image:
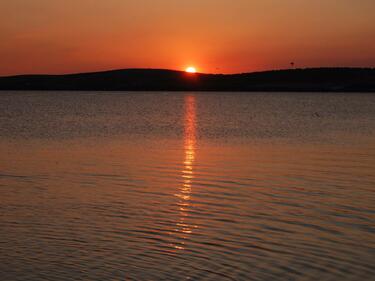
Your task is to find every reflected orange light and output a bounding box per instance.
[172,95,197,250]
[182,95,196,191]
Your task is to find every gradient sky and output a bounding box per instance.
[1,0,374,75]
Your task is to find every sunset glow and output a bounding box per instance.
[185,67,197,73]
[0,1,374,75]
[1,0,375,279]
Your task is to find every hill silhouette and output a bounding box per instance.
[0,68,374,92]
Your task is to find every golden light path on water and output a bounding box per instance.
[1,93,375,280]
[173,95,197,250]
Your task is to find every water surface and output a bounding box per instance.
[0,92,374,280]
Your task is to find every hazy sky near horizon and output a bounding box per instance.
[1,0,374,75]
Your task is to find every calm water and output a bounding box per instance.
[0,91,374,280]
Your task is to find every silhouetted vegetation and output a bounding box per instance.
[0,68,374,92]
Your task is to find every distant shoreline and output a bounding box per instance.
[1,67,374,92]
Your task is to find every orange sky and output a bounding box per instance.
[0,0,374,75]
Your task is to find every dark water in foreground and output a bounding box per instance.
[0,91,374,280]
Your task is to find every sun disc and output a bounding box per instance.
[185,67,197,73]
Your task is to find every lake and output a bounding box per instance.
[0,91,374,280]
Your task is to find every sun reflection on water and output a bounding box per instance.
[172,95,197,250]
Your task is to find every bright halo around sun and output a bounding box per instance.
[185,66,197,73]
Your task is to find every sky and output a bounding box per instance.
[0,0,374,75]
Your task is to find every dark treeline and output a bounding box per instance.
[0,68,374,92]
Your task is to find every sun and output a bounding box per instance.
[185,66,197,73]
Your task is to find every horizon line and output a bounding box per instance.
[1,66,375,78]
